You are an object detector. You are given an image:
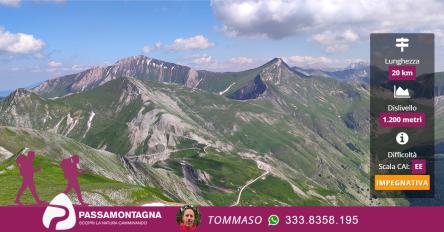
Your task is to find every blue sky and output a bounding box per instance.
[1,0,443,92]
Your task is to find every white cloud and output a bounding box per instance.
[0,27,45,54]
[189,54,213,64]
[285,55,365,69]
[312,29,359,52]
[175,54,215,71]
[71,64,91,72]
[212,0,444,51]
[143,36,214,53]
[142,46,151,53]
[142,42,162,53]
[46,61,90,73]
[179,55,258,72]
[48,60,62,68]
[286,55,335,66]
[169,35,214,51]
[229,56,253,65]
[0,0,20,6]
[0,0,65,7]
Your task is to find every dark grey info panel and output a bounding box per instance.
[370,33,434,198]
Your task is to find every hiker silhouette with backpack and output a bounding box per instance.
[60,155,88,205]
[15,151,45,205]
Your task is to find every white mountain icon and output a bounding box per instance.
[394,85,410,98]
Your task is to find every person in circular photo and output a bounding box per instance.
[176,205,200,231]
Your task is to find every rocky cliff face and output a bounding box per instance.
[33,55,197,98]
[228,75,266,100]
[0,89,46,128]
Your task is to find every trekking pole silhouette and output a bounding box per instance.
[15,151,45,205]
[60,155,88,206]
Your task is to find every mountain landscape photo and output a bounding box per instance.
[0,55,383,206]
[1,0,443,207]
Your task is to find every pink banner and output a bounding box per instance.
[0,206,443,232]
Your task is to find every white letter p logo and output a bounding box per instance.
[42,193,76,230]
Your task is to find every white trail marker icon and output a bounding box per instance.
[396,37,409,52]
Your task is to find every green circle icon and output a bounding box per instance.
[268,215,279,226]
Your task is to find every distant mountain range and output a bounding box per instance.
[292,61,369,83]
[0,55,399,206]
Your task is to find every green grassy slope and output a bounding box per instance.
[0,127,173,205]
[0,154,171,205]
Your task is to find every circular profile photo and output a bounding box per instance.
[176,205,200,231]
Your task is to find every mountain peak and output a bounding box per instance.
[11,88,33,98]
[115,55,153,65]
[262,57,293,72]
[1,88,41,111]
[267,57,285,66]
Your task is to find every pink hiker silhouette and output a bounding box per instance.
[60,155,87,205]
[15,151,45,205]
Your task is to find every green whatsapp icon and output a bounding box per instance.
[268,215,279,226]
